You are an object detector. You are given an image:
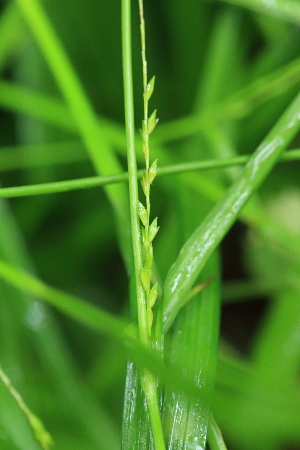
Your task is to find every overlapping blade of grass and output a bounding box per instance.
[122,361,154,450]
[160,12,228,447]
[0,258,129,340]
[14,0,132,267]
[13,0,120,176]
[0,140,86,172]
[153,55,300,144]
[0,80,76,132]
[0,81,126,150]
[163,251,220,450]
[0,45,299,169]
[0,376,43,450]
[0,199,121,450]
[0,256,214,402]
[163,88,300,332]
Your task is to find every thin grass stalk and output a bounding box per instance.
[0,366,53,450]
[1,150,300,198]
[121,0,165,447]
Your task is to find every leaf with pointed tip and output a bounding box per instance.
[149,282,158,308]
[149,218,159,243]
[147,110,158,134]
[138,201,148,227]
[149,159,158,184]
[145,76,155,101]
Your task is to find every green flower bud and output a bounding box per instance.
[140,266,150,292]
[147,109,159,134]
[148,282,158,308]
[141,173,148,196]
[149,218,159,242]
[147,307,153,331]
[145,76,155,101]
[149,159,158,184]
[138,201,148,227]
[145,244,153,269]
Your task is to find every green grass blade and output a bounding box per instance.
[0,80,75,132]
[163,89,300,333]
[0,375,44,450]
[0,81,126,150]
[153,55,300,144]
[0,257,210,402]
[0,258,129,340]
[14,0,119,175]
[122,361,153,450]
[1,149,300,199]
[163,251,220,450]
[0,365,53,450]
[0,198,121,450]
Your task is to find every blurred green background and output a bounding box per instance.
[0,0,300,449]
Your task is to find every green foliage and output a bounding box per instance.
[0,0,300,449]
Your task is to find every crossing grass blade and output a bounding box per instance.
[163,87,300,333]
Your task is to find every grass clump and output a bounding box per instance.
[0,1,300,450]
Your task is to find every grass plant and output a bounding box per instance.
[0,1,300,449]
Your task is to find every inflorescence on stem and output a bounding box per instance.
[137,1,159,343]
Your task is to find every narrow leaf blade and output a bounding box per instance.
[163,89,300,333]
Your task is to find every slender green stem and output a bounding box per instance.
[1,149,300,199]
[122,0,165,448]
[0,365,53,450]
[122,0,148,348]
